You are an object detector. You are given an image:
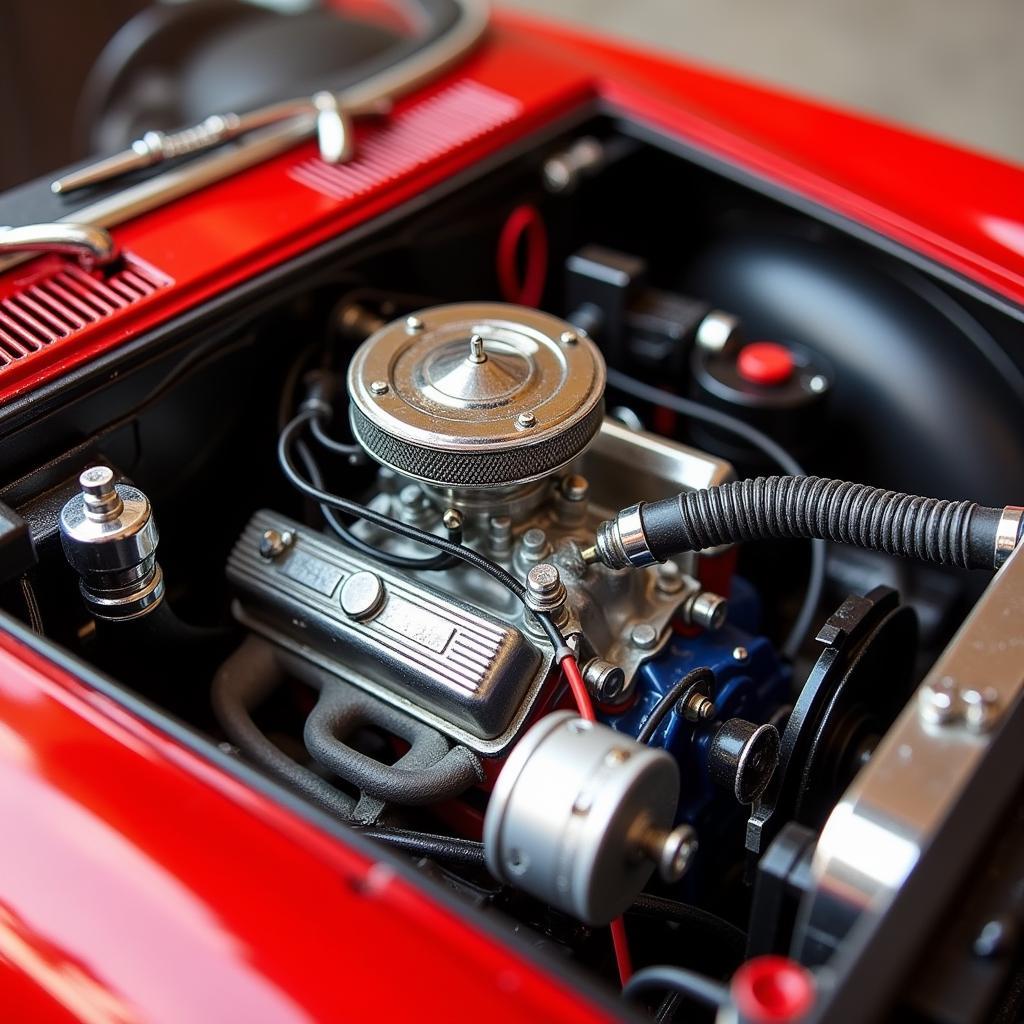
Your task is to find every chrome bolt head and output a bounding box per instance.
[259,528,294,561]
[369,380,389,396]
[732,645,749,662]
[405,315,425,333]
[962,687,1000,733]
[631,623,658,650]
[560,330,579,346]
[919,676,961,725]
[516,411,537,429]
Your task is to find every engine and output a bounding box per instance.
[3,55,1023,1013]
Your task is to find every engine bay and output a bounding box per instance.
[2,111,1023,1021]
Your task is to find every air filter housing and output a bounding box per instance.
[347,303,605,489]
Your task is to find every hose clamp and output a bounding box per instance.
[595,503,656,569]
[994,505,1024,569]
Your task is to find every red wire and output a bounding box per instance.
[562,653,596,722]
[561,655,632,984]
[496,204,549,308]
[610,917,634,986]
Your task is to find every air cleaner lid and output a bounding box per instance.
[348,303,605,488]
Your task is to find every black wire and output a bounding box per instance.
[623,966,729,1011]
[605,368,825,661]
[357,826,486,867]
[278,410,567,653]
[309,416,367,462]
[655,993,681,1024]
[294,435,462,570]
[636,667,715,745]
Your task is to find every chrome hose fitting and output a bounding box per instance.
[59,467,164,621]
[593,503,656,570]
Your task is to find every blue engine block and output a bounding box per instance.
[601,577,791,883]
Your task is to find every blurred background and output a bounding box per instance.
[0,0,1020,192]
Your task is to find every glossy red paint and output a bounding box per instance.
[2,8,1024,1020]
[2,8,1024,403]
[0,629,613,1022]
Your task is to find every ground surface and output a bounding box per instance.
[503,0,1024,166]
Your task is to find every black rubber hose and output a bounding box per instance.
[358,827,486,868]
[639,476,1006,571]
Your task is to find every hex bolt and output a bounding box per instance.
[684,591,729,630]
[516,411,537,429]
[525,563,568,615]
[919,676,961,726]
[633,817,698,883]
[583,658,626,703]
[79,466,124,521]
[405,315,425,333]
[732,646,749,663]
[442,508,463,533]
[560,330,579,346]
[259,528,294,561]
[631,623,659,650]
[369,380,389,396]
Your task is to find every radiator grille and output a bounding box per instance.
[0,260,170,368]
[289,80,523,202]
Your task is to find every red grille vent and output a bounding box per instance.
[0,260,170,369]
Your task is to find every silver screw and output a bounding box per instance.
[635,819,698,883]
[489,515,513,557]
[631,623,659,650]
[520,527,550,560]
[561,474,589,502]
[259,528,294,561]
[468,334,487,364]
[808,374,829,394]
[732,646,749,662]
[517,411,537,429]
[525,562,568,615]
[962,687,1000,733]
[919,676,961,725]
[682,692,717,723]
[370,380,389,396]
[560,330,579,346]
[405,315,424,333]
[442,508,463,533]
[79,466,123,521]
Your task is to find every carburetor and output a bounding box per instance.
[230,303,736,753]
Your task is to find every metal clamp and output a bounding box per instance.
[994,505,1024,569]
[0,223,119,268]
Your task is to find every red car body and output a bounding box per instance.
[1,9,1022,1020]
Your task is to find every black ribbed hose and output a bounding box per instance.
[640,476,1007,571]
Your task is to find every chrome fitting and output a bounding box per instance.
[994,506,1024,569]
[681,590,729,631]
[594,504,656,570]
[59,467,164,621]
[525,563,568,616]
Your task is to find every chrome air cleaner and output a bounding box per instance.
[347,303,605,489]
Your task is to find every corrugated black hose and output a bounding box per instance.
[621,476,1012,572]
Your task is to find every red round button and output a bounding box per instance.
[731,955,815,1022]
[737,342,794,387]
